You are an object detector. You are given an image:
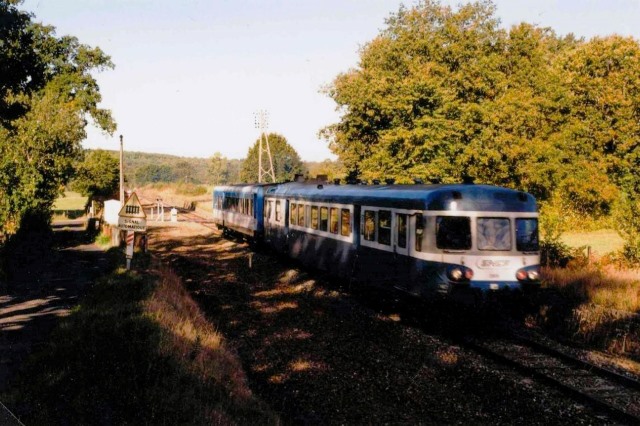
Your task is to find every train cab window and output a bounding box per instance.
[311,206,319,230]
[275,201,282,222]
[397,214,407,248]
[298,204,305,227]
[363,210,376,241]
[320,207,328,232]
[341,209,351,236]
[436,216,471,250]
[516,218,539,252]
[330,208,339,234]
[378,210,391,245]
[290,203,297,225]
[477,218,511,251]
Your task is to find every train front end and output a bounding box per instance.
[414,185,541,297]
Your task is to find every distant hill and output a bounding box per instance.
[92,150,341,185]
[95,150,240,185]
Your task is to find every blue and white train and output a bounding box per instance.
[213,181,540,297]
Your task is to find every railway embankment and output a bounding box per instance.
[1,224,277,425]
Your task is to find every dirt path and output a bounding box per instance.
[0,225,111,393]
[148,219,611,424]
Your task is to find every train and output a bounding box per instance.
[212,180,540,298]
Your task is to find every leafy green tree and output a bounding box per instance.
[0,2,115,242]
[134,164,175,184]
[322,0,640,224]
[240,133,305,183]
[70,149,119,199]
[173,160,196,183]
[305,159,345,182]
[208,152,230,185]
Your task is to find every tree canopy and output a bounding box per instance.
[0,0,115,240]
[322,0,640,223]
[240,133,305,183]
[70,149,119,200]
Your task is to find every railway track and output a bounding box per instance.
[463,332,640,424]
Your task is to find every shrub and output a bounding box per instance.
[176,183,207,196]
[540,238,574,267]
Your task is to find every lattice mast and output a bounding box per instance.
[254,110,276,183]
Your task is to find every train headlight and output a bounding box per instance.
[447,266,473,282]
[516,267,540,282]
[449,268,464,280]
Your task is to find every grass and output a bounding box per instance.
[560,229,624,256]
[536,264,640,361]
[52,191,88,211]
[3,259,278,425]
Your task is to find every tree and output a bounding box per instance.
[321,0,640,222]
[0,1,115,242]
[305,159,345,182]
[70,149,119,200]
[240,133,305,183]
[208,152,230,185]
[134,164,175,184]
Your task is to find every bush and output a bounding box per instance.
[175,183,207,196]
[540,238,574,267]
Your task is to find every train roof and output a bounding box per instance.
[266,182,537,212]
[213,183,275,195]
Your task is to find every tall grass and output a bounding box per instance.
[537,265,640,359]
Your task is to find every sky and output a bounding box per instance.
[19,0,640,162]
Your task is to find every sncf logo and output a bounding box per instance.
[477,259,510,269]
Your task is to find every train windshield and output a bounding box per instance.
[477,218,511,251]
[436,216,471,250]
[516,218,539,252]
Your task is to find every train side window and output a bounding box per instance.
[378,210,391,245]
[397,213,407,248]
[275,201,282,222]
[436,216,471,250]
[290,203,297,225]
[249,199,253,217]
[311,206,319,230]
[478,218,511,251]
[320,207,328,231]
[363,210,376,241]
[330,208,339,234]
[298,204,305,227]
[341,209,351,236]
[265,200,273,220]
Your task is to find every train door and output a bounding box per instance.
[394,213,409,257]
[264,198,274,244]
[393,212,411,289]
[265,198,286,252]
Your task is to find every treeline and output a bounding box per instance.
[94,147,342,187]
[322,0,640,257]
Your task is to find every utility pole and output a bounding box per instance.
[254,110,276,183]
[119,134,124,203]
